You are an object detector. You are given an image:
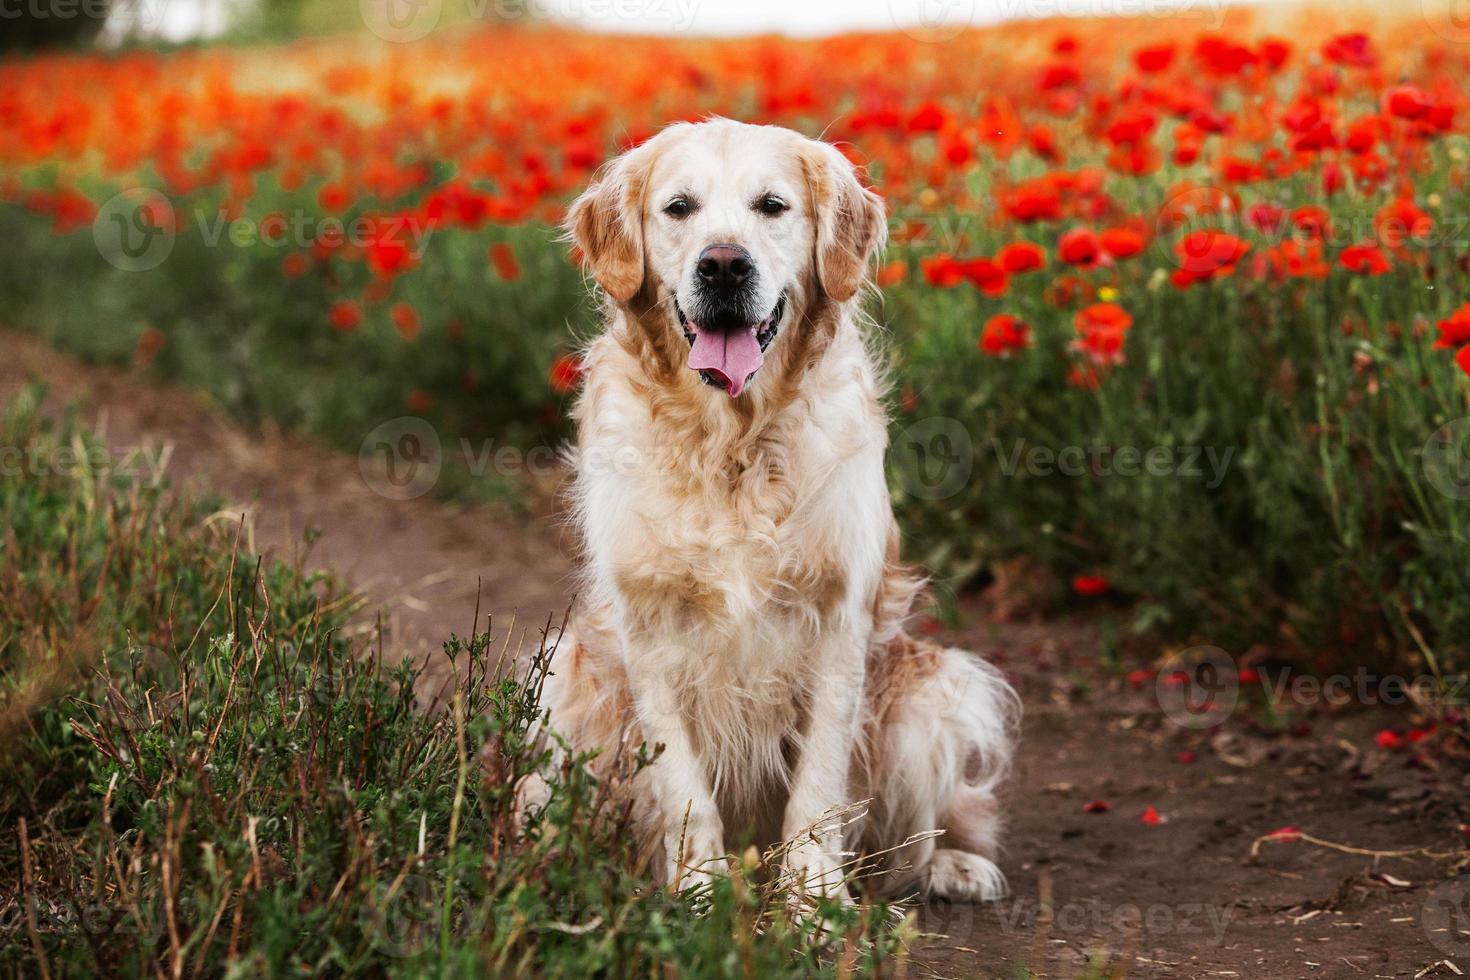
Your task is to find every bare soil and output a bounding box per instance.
[6,330,1467,980]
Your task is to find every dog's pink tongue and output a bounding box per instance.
[687,325,764,398]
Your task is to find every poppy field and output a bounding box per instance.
[3,5,1469,683]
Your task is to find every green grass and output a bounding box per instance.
[0,384,909,977]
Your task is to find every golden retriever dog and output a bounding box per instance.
[528,119,1018,902]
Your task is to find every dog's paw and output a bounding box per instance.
[665,827,729,892]
[784,840,853,905]
[925,849,1008,902]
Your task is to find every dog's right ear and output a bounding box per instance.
[566,147,650,304]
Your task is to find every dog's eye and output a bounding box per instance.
[755,196,788,217]
[664,198,693,218]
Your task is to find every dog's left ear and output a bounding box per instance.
[802,141,888,303]
[566,145,652,303]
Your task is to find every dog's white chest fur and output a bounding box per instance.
[571,328,890,787]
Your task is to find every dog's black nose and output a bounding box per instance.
[696,244,754,292]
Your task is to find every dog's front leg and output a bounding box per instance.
[626,658,727,889]
[782,630,865,900]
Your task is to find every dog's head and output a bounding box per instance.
[567,120,886,398]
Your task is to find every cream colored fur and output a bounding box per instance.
[524,119,1019,903]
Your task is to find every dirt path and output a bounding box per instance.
[1,330,572,660]
[6,330,1467,979]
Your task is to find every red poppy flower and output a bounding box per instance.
[391,302,421,341]
[1099,227,1145,260]
[907,102,947,132]
[1134,43,1176,73]
[921,254,966,288]
[1384,84,1432,120]
[1259,38,1292,69]
[1374,729,1404,751]
[1245,203,1286,236]
[1375,198,1434,249]
[1072,574,1111,596]
[1436,304,1470,349]
[489,242,521,281]
[1339,244,1391,276]
[1291,206,1333,239]
[1173,229,1250,286]
[1323,32,1377,68]
[962,258,1010,296]
[1076,302,1133,334]
[549,352,585,394]
[1458,344,1470,378]
[980,314,1030,356]
[1105,106,1158,148]
[317,183,350,213]
[1039,63,1081,90]
[997,242,1046,274]
[366,234,413,279]
[1141,806,1161,826]
[876,260,908,288]
[329,301,361,334]
[1058,227,1101,267]
[1002,181,1062,223]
